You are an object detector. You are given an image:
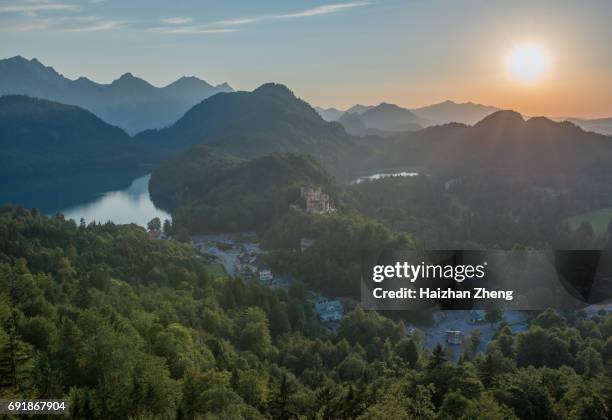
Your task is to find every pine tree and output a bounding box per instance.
[428,343,446,370]
[0,313,34,396]
[268,373,296,419]
[0,266,34,397]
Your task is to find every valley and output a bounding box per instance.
[1,54,612,419]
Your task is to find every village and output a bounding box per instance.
[153,185,607,357]
[186,228,537,354]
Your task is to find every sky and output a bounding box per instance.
[1,0,611,118]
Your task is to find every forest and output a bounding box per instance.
[1,205,611,419]
[346,174,612,250]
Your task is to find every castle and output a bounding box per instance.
[291,186,333,214]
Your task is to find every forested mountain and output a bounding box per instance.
[343,111,612,249]
[135,83,359,165]
[382,110,612,181]
[0,95,143,181]
[358,103,424,133]
[150,151,335,232]
[412,99,500,125]
[0,56,233,134]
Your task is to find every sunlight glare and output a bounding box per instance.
[506,44,550,83]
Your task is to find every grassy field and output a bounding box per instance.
[204,263,227,279]
[564,207,612,236]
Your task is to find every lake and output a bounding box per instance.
[60,174,171,227]
[351,171,419,184]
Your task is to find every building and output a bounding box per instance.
[300,237,315,251]
[291,186,333,214]
[314,298,343,322]
[469,310,486,324]
[445,330,462,345]
[259,270,273,283]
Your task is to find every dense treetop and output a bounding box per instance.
[0,206,611,419]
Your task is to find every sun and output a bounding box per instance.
[506,44,550,83]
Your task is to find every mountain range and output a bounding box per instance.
[357,103,424,133]
[134,83,360,165]
[3,56,609,138]
[325,100,496,136]
[379,110,612,181]
[316,99,612,137]
[412,100,500,126]
[565,117,612,136]
[2,57,612,198]
[0,56,233,134]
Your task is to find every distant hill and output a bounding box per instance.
[150,150,335,232]
[337,112,415,137]
[0,56,233,134]
[338,112,368,136]
[358,103,424,133]
[345,104,374,115]
[412,100,499,125]
[338,100,498,127]
[135,83,358,165]
[382,110,612,181]
[0,95,143,181]
[566,117,612,136]
[314,106,344,121]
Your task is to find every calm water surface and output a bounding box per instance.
[60,174,170,226]
[351,171,419,184]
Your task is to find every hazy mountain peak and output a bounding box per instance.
[254,82,294,96]
[345,104,373,115]
[526,116,584,134]
[0,55,62,80]
[526,115,555,125]
[0,56,235,134]
[315,106,344,121]
[355,102,423,133]
[72,76,97,87]
[413,100,500,126]
[367,102,405,112]
[4,55,42,67]
[216,82,233,91]
[375,102,405,111]
[114,72,147,84]
[473,110,524,130]
[165,75,213,89]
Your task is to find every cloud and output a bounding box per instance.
[148,25,238,35]
[214,1,370,26]
[0,14,122,32]
[0,21,47,32]
[160,17,193,25]
[59,19,121,32]
[0,2,80,16]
